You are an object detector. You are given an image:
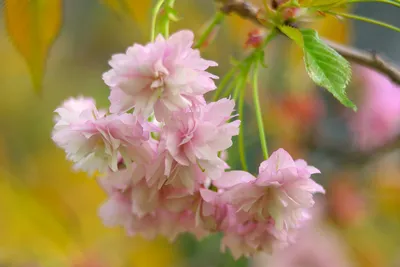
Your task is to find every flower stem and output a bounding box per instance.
[252,60,269,160]
[213,65,239,101]
[221,81,237,99]
[251,29,277,160]
[195,11,225,49]
[151,0,165,41]
[327,11,400,33]
[163,0,176,38]
[238,80,248,171]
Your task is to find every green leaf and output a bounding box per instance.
[279,26,304,47]
[165,6,180,22]
[4,0,62,93]
[302,0,347,7]
[300,29,356,110]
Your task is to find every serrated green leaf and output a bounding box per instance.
[279,26,304,47]
[300,29,356,110]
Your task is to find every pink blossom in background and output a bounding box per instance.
[350,67,400,151]
[103,30,218,118]
[253,205,355,267]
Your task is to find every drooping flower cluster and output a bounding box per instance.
[52,30,324,259]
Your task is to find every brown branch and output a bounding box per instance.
[324,40,400,85]
[308,133,400,167]
[214,0,400,86]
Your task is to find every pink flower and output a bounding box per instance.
[350,67,400,151]
[161,98,240,182]
[53,96,106,126]
[98,167,136,227]
[103,30,218,118]
[52,97,153,175]
[221,218,293,260]
[215,149,324,230]
[124,209,208,241]
[194,188,236,232]
[99,168,208,240]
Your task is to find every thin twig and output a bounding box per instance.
[214,0,400,85]
[308,132,400,166]
[324,39,400,85]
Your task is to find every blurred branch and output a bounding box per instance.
[214,0,400,86]
[309,134,400,166]
[324,40,400,86]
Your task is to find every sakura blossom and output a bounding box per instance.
[221,218,293,260]
[103,30,218,118]
[52,97,152,175]
[98,164,209,240]
[161,98,240,182]
[52,29,326,261]
[216,149,324,229]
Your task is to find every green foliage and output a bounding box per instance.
[279,25,304,47]
[1,0,398,98]
[301,0,348,8]
[282,26,356,110]
[301,29,356,110]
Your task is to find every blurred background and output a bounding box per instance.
[0,0,399,266]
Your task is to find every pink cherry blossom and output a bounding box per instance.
[99,166,208,241]
[350,67,400,151]
[196,188,242,233]
[52,97,153,175]
[103,30,218,118]
[161,98,240,182]
[98,167,135,228]
[216,149,324,230]
[53,27,328,258]
[221,218,293,260]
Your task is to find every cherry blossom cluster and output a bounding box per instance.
[52,30,324,259]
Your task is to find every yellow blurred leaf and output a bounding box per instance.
[102,0,151,22]
[0,148,181,266]
[0,169,71,264]
[4,0,62,93]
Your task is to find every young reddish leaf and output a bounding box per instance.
[4,0,62,93]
